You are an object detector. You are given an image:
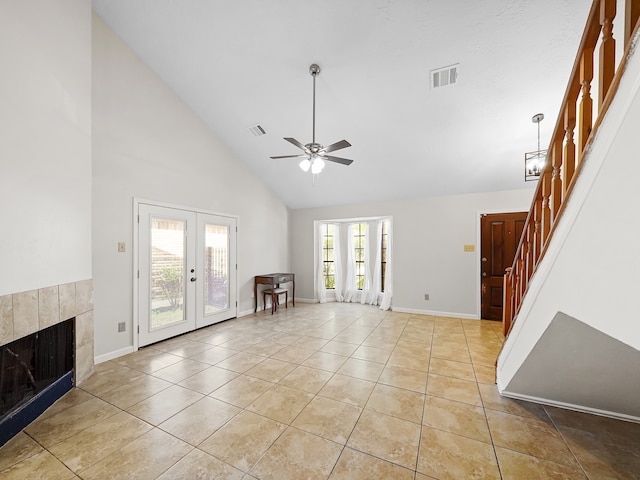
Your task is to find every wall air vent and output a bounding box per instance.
[430,64,459,89]
[247,124,267,136]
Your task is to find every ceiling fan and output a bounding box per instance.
[271,63,354,174]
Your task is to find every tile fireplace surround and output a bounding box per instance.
[0,279,94,384]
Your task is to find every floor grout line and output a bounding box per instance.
[3,305,636,479]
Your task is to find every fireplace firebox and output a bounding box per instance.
[0,318,75,446]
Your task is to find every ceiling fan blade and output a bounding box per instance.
[321,139,351,154]
[283,137,309,152]
[270,154,307,159]
[323,155,354,166]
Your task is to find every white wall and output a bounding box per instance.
[0,0,92,296]
[290,189,533,316]
[498,40,640,391]
[92,16,289,358]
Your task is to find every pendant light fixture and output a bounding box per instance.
[524,113,547,181]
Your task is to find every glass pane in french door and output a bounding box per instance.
[150,217,186,329]
[204,223,229,314]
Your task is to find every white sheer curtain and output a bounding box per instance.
[316,223,327,303]
[360,223,372,305]
[368,220,383,305]
[333,224,344,302]
[380,219,393,310]
[344,223,358,302]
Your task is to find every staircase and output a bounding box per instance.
[498,0,640,422]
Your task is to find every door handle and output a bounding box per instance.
[482,272,487,277]
[190,277,197,282]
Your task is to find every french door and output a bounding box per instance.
[138,203,237,347]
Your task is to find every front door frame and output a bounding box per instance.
[132,198,239,351]
[475,209,527,321]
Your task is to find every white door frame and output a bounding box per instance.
[133,198,238,350]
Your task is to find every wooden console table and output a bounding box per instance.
[254,273,295,312]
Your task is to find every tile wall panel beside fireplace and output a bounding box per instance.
[0,279,94,384]
[0,295,13,346]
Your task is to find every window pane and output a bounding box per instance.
[381,263,386,292]
[151,218,185,328]
[353,223,366,290]
[322,224,335,290]
[204,224,229,314]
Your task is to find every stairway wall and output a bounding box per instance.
[497,40,640,420]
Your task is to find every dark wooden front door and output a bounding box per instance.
[481,212,527,320]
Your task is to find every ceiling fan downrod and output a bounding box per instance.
[310,63,320,146]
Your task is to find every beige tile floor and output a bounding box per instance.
[2,303,639,479]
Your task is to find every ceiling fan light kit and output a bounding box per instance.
[270,63,354,178]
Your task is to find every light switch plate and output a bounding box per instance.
[118,242,126,253]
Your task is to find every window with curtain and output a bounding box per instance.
[316,218,392,310]
[322,224,335,289]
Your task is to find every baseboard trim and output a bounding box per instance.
[499,389,640,424]
[294,298,318,303]
[391,307,478,319]
[95,346,135,364]
[238,308,256,318]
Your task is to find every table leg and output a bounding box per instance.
[254,280,258,313]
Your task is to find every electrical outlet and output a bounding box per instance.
[424,293,430,301]
[118,242,126,253]
[118,322,126,332]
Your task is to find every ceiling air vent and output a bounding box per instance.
[247,124,266,136]
[430,64,459,89]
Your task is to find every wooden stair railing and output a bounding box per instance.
[503,0,640,337]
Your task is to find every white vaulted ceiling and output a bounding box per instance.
[92,0,591,209]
